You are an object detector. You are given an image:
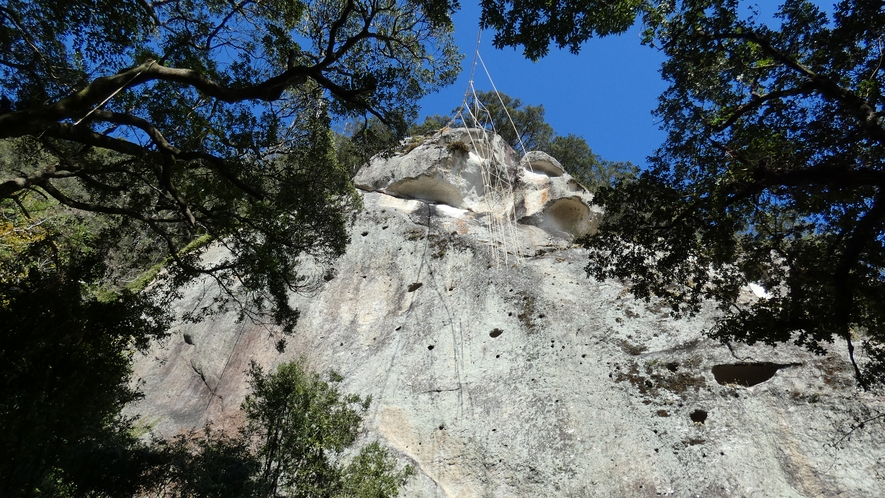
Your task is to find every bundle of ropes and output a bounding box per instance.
[443,32,532,264]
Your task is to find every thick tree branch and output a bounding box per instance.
[84,110,267,200]
[0,166,56,199]
[325,0,357,65]
[0,59,385,138]
[24,119,268,202]
[709,84,814,133]
[712,30,885,144]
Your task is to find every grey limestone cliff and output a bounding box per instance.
[128,128,885,497]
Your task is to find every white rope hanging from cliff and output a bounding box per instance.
[445,30,528,265]
[449,32,529,158]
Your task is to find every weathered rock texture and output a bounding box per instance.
[129,129,885,497]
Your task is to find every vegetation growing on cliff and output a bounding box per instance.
[154,361,412,498]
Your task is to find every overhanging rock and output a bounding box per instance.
[355,128,600,239]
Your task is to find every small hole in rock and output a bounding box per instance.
[690,409,708,424]
[361,231,368,236]
[489,328,503,338]
[428,345,435,350]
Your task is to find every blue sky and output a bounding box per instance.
[417,4,668,168]
[417,2,833,168]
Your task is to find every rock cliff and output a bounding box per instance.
[128,129,885,497]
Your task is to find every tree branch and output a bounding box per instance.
[712,30,885,144]
[0,166,56,200]
[0,57,383,139]
[709,84,814,133]
[324,0,356,65]
[29,119,268,202]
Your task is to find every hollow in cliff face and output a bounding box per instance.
[543,197,594,236]
[711,363,790,387]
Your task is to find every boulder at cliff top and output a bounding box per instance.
[128,129,884,497]
[355,128,599,239]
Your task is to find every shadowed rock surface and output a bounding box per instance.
[128,129,885,497]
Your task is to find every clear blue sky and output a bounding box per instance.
[417,4,668,168]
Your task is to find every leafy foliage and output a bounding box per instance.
[546,133,638,192]
[407,114,451,137]
[479,0,645,60]
[245,360,413,497]
[0,238,169,497]
[464,91,553,153]
[482,0,885,387]
[154,360,413,498]
[0,0,461,331]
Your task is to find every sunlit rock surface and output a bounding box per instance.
[129,129,884,497]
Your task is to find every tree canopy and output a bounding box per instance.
[0,1,458,494]
[0,0,461,331]
[154,360,413,498]
[481,0,885,388]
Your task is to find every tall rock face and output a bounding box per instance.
[129,129,884,497]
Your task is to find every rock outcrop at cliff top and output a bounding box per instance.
[128,129,885,497]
